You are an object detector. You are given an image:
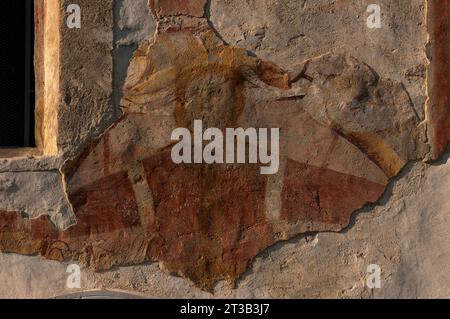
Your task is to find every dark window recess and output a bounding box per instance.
[0,1,35,147]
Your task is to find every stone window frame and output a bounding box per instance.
[0,0,59,158]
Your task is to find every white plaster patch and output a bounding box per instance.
[0,171,76,229]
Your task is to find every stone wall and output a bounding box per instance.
[0,0,448,298]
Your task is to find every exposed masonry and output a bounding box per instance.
[0,0,448,291]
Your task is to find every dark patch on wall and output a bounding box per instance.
[113,0,138,117]
[0,0,35,147]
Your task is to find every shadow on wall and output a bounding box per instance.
[113,0,157,115]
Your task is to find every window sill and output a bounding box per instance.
[0,148,41,159]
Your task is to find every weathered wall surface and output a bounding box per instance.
[0,151,449,299]
[210,0,429,120]
[0,0,448,298]
[59,0,116,156]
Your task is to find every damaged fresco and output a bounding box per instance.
[0,0,448,297]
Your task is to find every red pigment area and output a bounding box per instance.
[282,160,386,227]
[430,1,450,158]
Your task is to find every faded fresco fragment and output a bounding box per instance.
[0,0,443,291]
